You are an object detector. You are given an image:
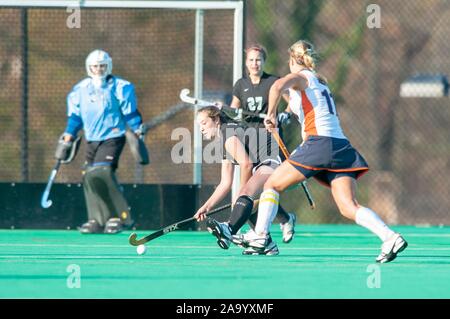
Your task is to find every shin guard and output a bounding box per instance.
[228,195,254,235]
[255,189,279,235]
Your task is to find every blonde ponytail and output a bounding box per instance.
[302,52,315,69]
[289,39,327,84]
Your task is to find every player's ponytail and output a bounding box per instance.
[197,105,233,125]
[289,40,327,84]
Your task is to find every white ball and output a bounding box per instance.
[136,244,147,255]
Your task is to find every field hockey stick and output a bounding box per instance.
[271,130,316,209]
[179,88,266,119]
[41,159,62,208]
[129,203,232,246]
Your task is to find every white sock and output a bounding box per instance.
[255,189,279,236]
[355,206,395,242]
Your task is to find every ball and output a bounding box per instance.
[136,244,147,255]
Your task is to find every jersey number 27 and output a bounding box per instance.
[247,96,263,112]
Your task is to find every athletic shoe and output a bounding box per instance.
[79,219,103,234]
[206,218,232,250]
[376,233,408,263]
[104,218,124,234]
[231,229,256,248]
[236,230,272,251]
[242,237,279,256]
[280,213,296,243]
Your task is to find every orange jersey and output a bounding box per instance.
[288,70,346,139]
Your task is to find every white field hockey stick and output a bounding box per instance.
[41,160,62,208]
[179,88,266,119]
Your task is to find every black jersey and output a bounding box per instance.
[232,72,279,126]
[219,122,279,168]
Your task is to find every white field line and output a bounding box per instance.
[297,233,450,237]
[0,245,450,251]
[0,255,449,265]
[1,232,450,238]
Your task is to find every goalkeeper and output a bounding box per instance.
[56,49,144,234]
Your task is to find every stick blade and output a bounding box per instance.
[129,233,140,246]
[179,88,190,100]
[41,199,52,209]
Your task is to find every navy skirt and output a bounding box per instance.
[288,135,369,187]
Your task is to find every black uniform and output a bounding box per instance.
[215,122,291,235]
[230,73,293,229]
[232,72,278,126]
[220,122,280,171]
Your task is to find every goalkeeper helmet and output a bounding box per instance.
[85,49,112,80]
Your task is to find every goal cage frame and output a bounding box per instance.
[0,0,244,194]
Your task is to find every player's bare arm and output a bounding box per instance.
[194,160,234,221]
[224,136,253,188]
[266,73,308,130]
[230,95,241,109]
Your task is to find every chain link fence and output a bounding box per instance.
[0,1,449,225]
[0,6,232,185]
[245,0,450,225]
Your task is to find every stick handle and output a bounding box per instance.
[271,130,316,210]
[271,129,290,159]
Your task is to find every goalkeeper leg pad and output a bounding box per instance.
[83,165,133,228]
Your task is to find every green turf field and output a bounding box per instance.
[1,225,449,299]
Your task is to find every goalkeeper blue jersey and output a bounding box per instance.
[65,76,142,142]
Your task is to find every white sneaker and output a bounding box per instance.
[206,218,232,250]
[241,230,269,250]
[376,233,408,263]
[231,228,256,248]
[280,213,296,243]
[242,237,279,256]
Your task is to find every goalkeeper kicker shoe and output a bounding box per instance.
[79,219,103,234]
[280,213,296,243]
[206,218,232,250]
[376,233,408,263]
[104,218,124,234]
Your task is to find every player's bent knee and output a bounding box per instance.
[263,178,286,193]
[263,179,275,191]
[338,204,358,220]
[84,165,116,188]
[263,172,276,188]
